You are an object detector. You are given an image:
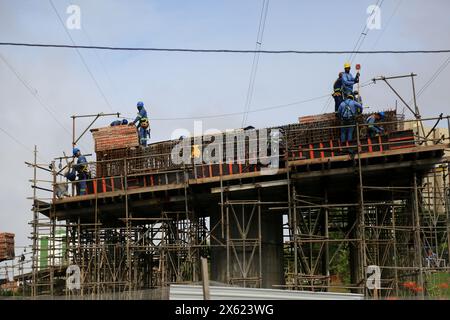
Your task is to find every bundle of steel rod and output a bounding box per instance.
[281,110,402,148]
[92,110,402,178]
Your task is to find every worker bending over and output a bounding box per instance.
[72,147,89,196]
[110,119,128,126]
[342,62,360,98]
[332,72,344,112]
[338,95,363,143]
[366,112,385,138]
[131,101,151,147]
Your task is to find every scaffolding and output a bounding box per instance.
[18,112,450,299]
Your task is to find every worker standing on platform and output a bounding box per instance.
[131,101,151,147]
[342,62,360,98]
[72,147,89,196]
[332,72,344,113]
[338,95,363,143]
[353,90,362,104]
[366,112,385,138]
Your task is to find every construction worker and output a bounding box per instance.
[110,119,128,126]
[338,95,363,143]
[332,72,344,113]
[342,62,360,98]
[353,90,362,104]
[72,147,89,196]
[131,101,151,147]
[366,112,385,138]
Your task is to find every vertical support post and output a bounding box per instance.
[201,257,210,300]
[31,145,38,297]
[324,187,330,289]
[50,160,56,296]
[445,160,450,273]
[226,195,230,284]
[356,123,367,294]
[94,177,100,296]
[391,205,400,297]
[292,187,298,289]
[410,74,427,145]
[258,192,263,289]
[413,172,425,299]
[71,116,75,197]
[124,158,132,297]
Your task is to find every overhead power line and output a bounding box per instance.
[143,79,374,121]
[0,53,89,151]
[242,0,270,127]
[142,93,331,121]
[0,53,73,137]
[1,42,449,55]
[0,126,48,162]
[322,0,384,114]
[349,0,385,64]
[48,0,115,113]
[416,55,450,98]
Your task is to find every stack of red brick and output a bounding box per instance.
[91,125,139,152]
[0,233,15,262]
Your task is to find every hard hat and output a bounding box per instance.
[379,112,385,119]
[137,101,144,108]
[122,119,128,125]
[347,94,354,100]
[344,62,351,69]
[72,148,80,156]
[140,118,149,129]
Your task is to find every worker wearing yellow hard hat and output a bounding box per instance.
[342,62,360,98]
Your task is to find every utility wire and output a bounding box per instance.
[322,0,384,113]
[0,126,48,162]
[349,0,384,64]
[0,53,73,138]
[48,0,115,113]
[370,0,402,52]
[360,0,403,66]
[241,0,270,127]
[416,55,450,98]
[131,93,331,121]
[1,42,449,55]
[0,53,89,151]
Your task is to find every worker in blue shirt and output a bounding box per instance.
[72,147,89,195]
[338,95,363,143]
[366,112,385,138]
[332,72,344,113]
[342,62,360,98]
[131,101,151,146]
[110,119,128,126]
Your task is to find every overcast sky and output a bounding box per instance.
[1,0,450,267]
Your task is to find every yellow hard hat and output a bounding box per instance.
[344,62,351,69]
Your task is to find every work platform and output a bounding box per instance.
[43,142,447,221]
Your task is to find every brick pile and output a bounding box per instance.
[91,125,139,152]
[0,233,15,262]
